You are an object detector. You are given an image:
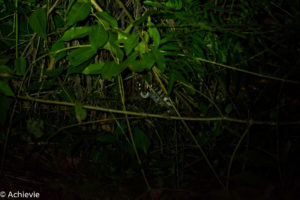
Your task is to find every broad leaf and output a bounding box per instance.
[14,56,27,76]
[67,47,97,66]
[29,8,47,39]
[148,19,160,47]
[89,24,108,50]
[84,61,125,80]
[135,41,147,55]
[167,70,185,96]
[104,42,124,61]
[140,52,155,70]
[0,80,15,97]
[82,63,105,75]
[152,48,166,71]
[0,65,12,74]
[50,41,66,62]
[96,11,118,29]
[61,26,91,41]
[67,2,91,26]
[124,34,139,55]
[100,62,126,80]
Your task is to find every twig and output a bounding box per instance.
[226,120,253,191]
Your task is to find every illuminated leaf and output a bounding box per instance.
[61,26,91,41]
[89,24,108,50]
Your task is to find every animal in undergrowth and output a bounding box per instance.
[133,74,172,108]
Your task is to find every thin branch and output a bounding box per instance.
[226,120,253,191]
[16,95,300,126]
[173,52,300,84]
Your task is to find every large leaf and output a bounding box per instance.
[82,63,105,75]
[96,11,118,29]
[140,52,155,70]
[148,18,160,47]
[67,1,91,26]
[83,61,126,80]
[0,65,13,74]
[104,42,124,61]
[133,127,150,154]
[67,47,97,66]
[14,56,27,76]
[0,80,15,97]
[67,62,89,75]
[152,48,166,71]
[89,24,109,50]
[135,41,147,55]
[61,26,91,41]
[29,8,47,39]
[124,34,139,55]
[50,41,66,62]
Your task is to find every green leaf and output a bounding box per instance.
[103,42,124,61]
[75,103,87,123]
[0,65,13,74]
[67,2,91,26]
[14,56,27,76]
[135,41,147,55]
[167,70,185,96]
[0,95,11,125]
[124,34,139,55]
[29,8,47,39]
[100,62,125,80]
[164,0,182,10]
[0,80,15,97]
[140,51,155,70]
[89,24,108,50]
[83,61,125,79]
[152,48,166,71]
[148,19,160,47]
[82,63,105,75]
[50,41,66,62]
[61,26,91,41]
[133,127,150,154]
[45,66,64,78]
[27,119,44,138]
[67,62,89,75]
[67,47,97,66]
[95,11,118,29]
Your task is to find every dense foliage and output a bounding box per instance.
[1,0,300,199]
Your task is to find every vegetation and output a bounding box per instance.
[0,0,299,199]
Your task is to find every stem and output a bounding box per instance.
[15,0,19,58]
[226,120,253,191]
